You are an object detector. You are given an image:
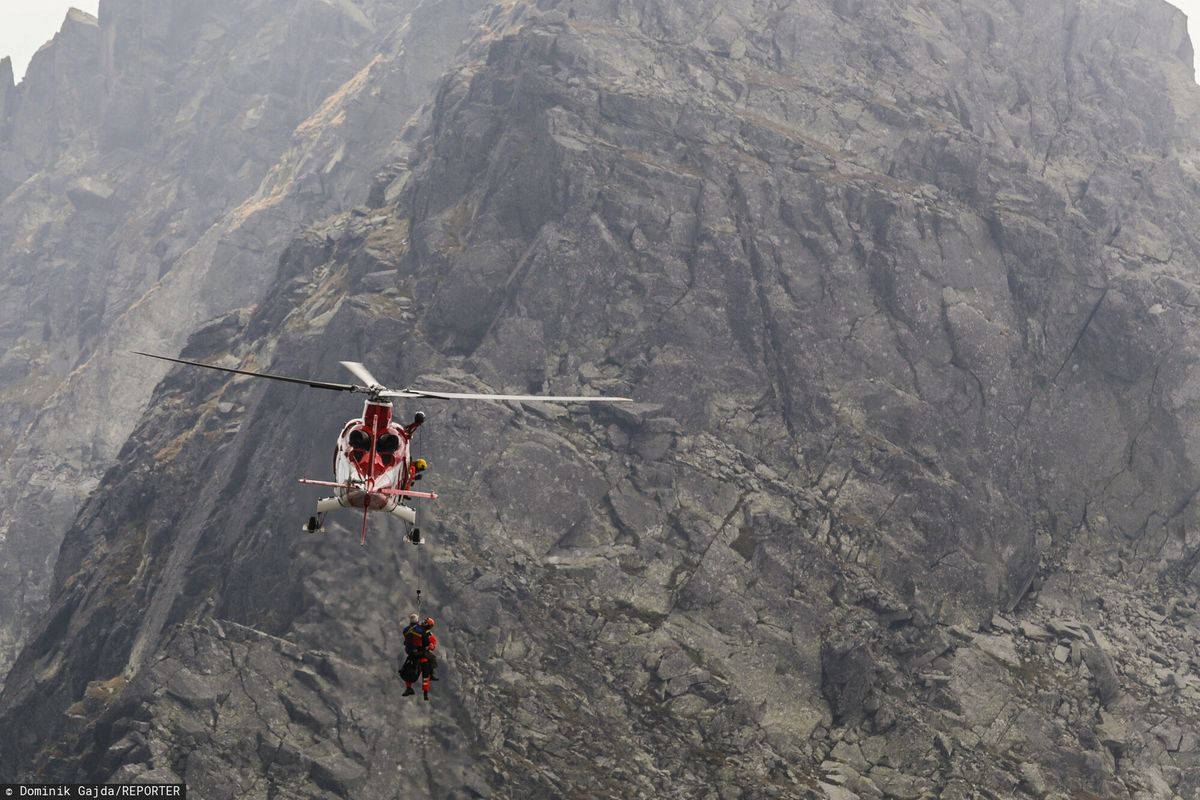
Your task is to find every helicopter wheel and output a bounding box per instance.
[407,527,424,545]
[303,514,324,533]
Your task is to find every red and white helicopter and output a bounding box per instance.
[135,352,631,545]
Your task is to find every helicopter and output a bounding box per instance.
[134,351,632,545]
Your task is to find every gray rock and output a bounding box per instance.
[164,668,227,711]
[1083,646,1123,707]
[867,766,929,799]
[5,0,1200,798]
[1020,622,1055,643]
[0,0,492,687]
[1019,762,1048,798]
[66,178,115,209]
[1045,618,1086,640]
[830,740,869,772]
[308,753,367,795]
[1096,711,1128,756]
[1151,720,1185,752]
[821,783,862,800]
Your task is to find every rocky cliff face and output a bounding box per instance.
[4,0,1200,797]
[0,0,483,682]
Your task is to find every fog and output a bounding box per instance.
[1,1,1198,84]
[1,1,100,82]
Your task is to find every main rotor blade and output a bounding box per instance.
[339,361,384,391]
[383,388,633,403]
[133,352,363,393]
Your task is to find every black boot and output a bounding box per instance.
[402,688,415,696]
[423,690,429,701]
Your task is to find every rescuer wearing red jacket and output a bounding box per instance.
[399,616,438,700]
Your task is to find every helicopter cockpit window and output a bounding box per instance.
[348,430,371,451]
[376,434,401,454]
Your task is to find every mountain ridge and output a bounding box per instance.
[0,0,484,685]
[6,0,1200,797]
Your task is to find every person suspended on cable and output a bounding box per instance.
[408,457,428,485]
[401,613,420,653]
[421,617,438,683]
[398,613,421,686]
[399,616,437,699]
[404,457,429,545]
[399,615,439,700]
[398,613,423,680]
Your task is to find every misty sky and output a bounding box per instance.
[0,0,1198,83]
[1,1,99,82]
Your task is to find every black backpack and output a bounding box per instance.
[398,654,420,682]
